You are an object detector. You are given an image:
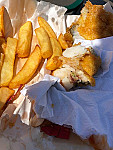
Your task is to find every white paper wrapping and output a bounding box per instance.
[0,0,113,149]
[20,1,113,149]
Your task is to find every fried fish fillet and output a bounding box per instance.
[52,45,101,90]
[71,1,113,40]
[80,53,101,76]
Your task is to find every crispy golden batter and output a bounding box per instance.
[80,53,101,76]
[75,1,113,40]
[52,55,96,88]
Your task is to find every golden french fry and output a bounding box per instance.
[0,53,4,71]
[1,41,6,53]
[1,37,17,86]
[58,33,68,49]
[38,16,57,39]
[0,6,3,37]
[46,38,62,70]
[35,27,53,58]
[50,37,62,56]
[0,6,13,38]
[9,45,42,89]
[0,37,6,53]
[46,56,62,70]
[17,21,33,58]
[0,87,14,110]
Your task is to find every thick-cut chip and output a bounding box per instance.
[58,33,68,49]
[0,7,3,37]
[0,87,14,110]
[0,6,13,38]
[1,37,17,86]
[0,37,6,53]
[35,27,53,58]
[50,37,62,56]
[9,45,42,89]
[38,16,57,39]
[17,21,33,58]
[46,56,62,71]
[46,37,62,70]
[64,31,73,47]
[0,53,4,71]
